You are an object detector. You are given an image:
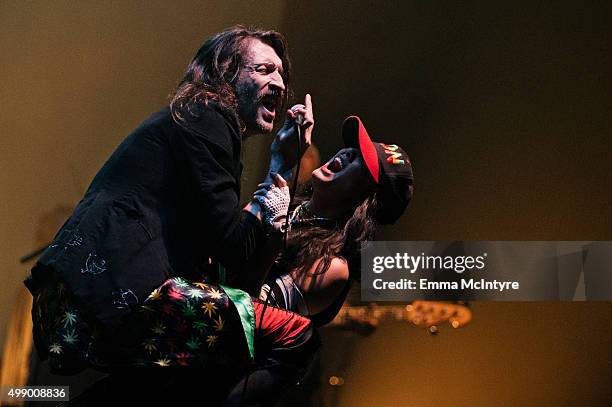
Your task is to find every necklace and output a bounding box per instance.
[290,201,337,228]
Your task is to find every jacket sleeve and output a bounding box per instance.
[169,109,265,273]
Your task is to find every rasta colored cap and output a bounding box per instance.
[342,116,414,225]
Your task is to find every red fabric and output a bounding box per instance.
[253,300,312,347]
[356,117,380,183]
[342,116,379,183]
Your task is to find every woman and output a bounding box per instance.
[224,115,414,405]
[257,115,414,323]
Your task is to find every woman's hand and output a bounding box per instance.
[252,173,290,233]
[270,94,314,171]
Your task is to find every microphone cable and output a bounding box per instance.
[240,118,304,405]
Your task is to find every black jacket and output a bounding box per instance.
[25,105,264,327]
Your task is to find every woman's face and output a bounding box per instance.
[311,147,376,210]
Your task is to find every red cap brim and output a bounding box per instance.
[342,116,379,183]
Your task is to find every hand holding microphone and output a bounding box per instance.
[288,94,313,132]
[270,94,315,169]
[291,103,305,126]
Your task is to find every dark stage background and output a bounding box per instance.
[279,1,611,242]
[1,1,610,405]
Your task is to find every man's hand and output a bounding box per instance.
[270,94,314,171]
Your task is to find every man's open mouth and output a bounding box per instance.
[260,93,281,116]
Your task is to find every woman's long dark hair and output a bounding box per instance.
[170,25,291,131]
[274,191,380,282]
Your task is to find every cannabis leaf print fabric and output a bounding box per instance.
[34,276,249,373]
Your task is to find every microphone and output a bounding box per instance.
[290,104,306,126]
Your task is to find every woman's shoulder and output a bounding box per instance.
[296,256,349,290]
[292,256,349,316]
[305,257,351,323]
[324,257,350,286]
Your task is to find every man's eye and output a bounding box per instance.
[253,64,276,74]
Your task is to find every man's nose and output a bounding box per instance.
[269,70,285,91]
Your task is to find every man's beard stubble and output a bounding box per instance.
[235,83,266,136]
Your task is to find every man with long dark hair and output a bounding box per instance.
[24,26,315,403]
